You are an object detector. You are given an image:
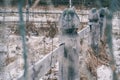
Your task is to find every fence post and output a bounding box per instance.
[58,7,80,80]
[88,8,114,80]
[88,8,100,54]
[0,24,8,79]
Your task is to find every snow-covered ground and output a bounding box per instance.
[0,9,89,79]
[0,8,120,80]
[6,35,59,80]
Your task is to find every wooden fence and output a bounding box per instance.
[18,26,90,80]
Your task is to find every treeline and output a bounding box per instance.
[0,0,111,8]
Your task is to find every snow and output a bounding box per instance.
[1,32,59,80]
[97,65,113,80]
[0,8,119,80]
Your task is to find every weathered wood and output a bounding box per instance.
[18,45,64,80]
[58,8,80,80]
[17,26,90,80]
[58,36,80,80]
[88,8,115,80]
[78,26,90,39]
[0,24,8,80]
[88,8,100,54]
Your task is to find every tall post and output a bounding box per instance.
[58,8,80,80]
[26,0,30,22]
[0,24,8,79]
[69,0,72,8]
[88,8,114,80]
[97,8,114,80]
[88,8,100,54]
[0,1,8,79]
[98,8,108,41]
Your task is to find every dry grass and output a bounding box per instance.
[10,21,58,37]
[80,74,88,80]
[5,56,17,66]
[86,41,111,76]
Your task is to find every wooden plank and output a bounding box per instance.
[18,45,64,80]
[78,26,90,39]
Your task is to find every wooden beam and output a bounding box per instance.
[18,45,64,80]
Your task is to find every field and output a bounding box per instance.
[0,6,120,80]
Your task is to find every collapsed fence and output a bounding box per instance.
[0,6,89,80]
[0,10,88,24]
[17,25,90,80]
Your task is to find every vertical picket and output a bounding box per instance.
[58,8,80,80]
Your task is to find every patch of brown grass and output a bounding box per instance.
[5,56,17,66]
[86,41,111,76]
